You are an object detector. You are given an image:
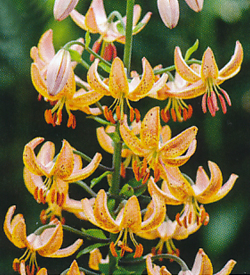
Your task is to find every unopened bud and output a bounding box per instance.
[185,0,204,12]
[157,0,179,29]
[46,49,71,96]
[53,0,79,21]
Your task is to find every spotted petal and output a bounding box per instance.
[201,47,219,82]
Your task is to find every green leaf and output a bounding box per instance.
[126,178,147,197]
[81,228,107,239]
[107,131,120,143]
[116,22,125,35]
[68,49,82,63]
[77,242,108,258]
[85,30,91,48]
[90,171,111,188]
[119,184,134,197]
[184,39,199,61]
[99,263,110,275]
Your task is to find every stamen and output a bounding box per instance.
[183,216,187,229]
[171,108,177,122]
[154,166,160,183]
[13,258,20,272]
[132,161,140,181]
[116,105,121,121]
[207,96,216,117]
[134,108,141,123]
[109,110,116,124]
[142,171,150,184]
[130,108,134,122]
[110,242,118,257]
[90,40,102,62]
[134,243,143,258]
[203,213,209,226]
[188,211,193,224]
[221,89,231,106]
[120,162,126,178]
[175,213,182,227]
[103,43,113,61]
[103,106,110,121]
[67,113,76,129]
[202,93,207,114]
[218,94,227,114]
[44,109,53,124]
[51,189,56,204]
[161,109,169,123]
[187,104,193,119]
[183,108,188,121]
[40,210,47,224]
[34,187,39,201]
[56,109,63,125]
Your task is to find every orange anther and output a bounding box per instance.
[56,109,62,125]
[34,187,39,201]
[183,216,187,229]
[109,110,116,124]
[130,107,134,122]
[51,189,56,204]
[12,258,20,272]
[40,210,47,225]
[187,104,193,118]
[116,105,121,121]
[134,243,143,258]
[175,213,182,227]
[188,211,193,225]
[134,108,141,123]
[103,106,110,121]
[132,161,140,181]
[67,113,76,129]
[103,43,114,62]
[120,162,126,178]
[90,40,102,62]
[171,108,177,122]
[142,171,150,184]
[110,242,118,257]
[154,166,161,183]
[203,213,209,226]
[151,247,156,255]
[183,108,188,121]
[44,109,53,124]
[161,109,169,123]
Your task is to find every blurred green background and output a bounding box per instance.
[1,0,250,273]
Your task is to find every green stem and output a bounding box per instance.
[74,180,97,197]
[62,225,110,243]
[107,11,126,32]
[123,0,135,73]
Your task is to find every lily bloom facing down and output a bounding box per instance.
[82,189,166,258]
[4,206,83,274]
[54,0,79,21]
[70,0,151,61]
[146,248,236,275]
[174,41,243,116]
[23,137,102,222]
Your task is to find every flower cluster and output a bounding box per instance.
[3,0,243,274]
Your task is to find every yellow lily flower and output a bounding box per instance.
[89,248,109,271]
[20,259,85,275]
[30,29,103,128]
[148,161,237,227]
[70,0,151,61]
[4,206,83,275]
[146,248,236,275]
[23,137,102,222]
[120,106,197,182]
[137,192,203,256]
[82,189,166,258]
[87,57,168,122]
[174,41,243,116]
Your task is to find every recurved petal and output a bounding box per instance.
[160,166,194,201]
[199,173,238,204]
[119,195,142,232]
[147,177,182,205]
[127,58,155,101]
[23,137,46,176]
[194,161,223,201]
[140,107,161,149]
[32,221,63,255]
[140,193,166,232]
[93,189,119,233]
[37,29,55,64]
[65,152,102,182]
[70,9,87,30]
[50,140,74,179]
[23,167,44,195]
[160,126,198,158]
[36,141,55,166]
[189,248,205,275]
[87,59,110,96]
[218,41,243,81]
[4,206,27,249]
[54,0,79,21]
[67,260,81,275]
[120,123,147,157]
[109,57,129,98]
[69,88,104,107]
[96,127,114,155]
[201,47,219,81]
[46,239,83,258]
[215,260,236,275]
[85,0,107,33]
[175,47,201,83]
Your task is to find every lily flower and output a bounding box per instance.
[70,0,151,61]
[146,248,236,275]
[82,189,166,258]
[148,161,237,226]
[23,137,102,222]
[137,192,203,256]
[149,70,193,122]
[174,41,243,116]
[120,106,197,182]
[87,57,168,122]
[54,0,79,21]
[31,29,102,128]
[89,248,109,271]
[178,248,236,275]
[4,206,83,274]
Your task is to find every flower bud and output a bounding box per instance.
[185,0,204,12]
[46,49,71,96]
[157,0,179,29]
[53,0,79,21]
